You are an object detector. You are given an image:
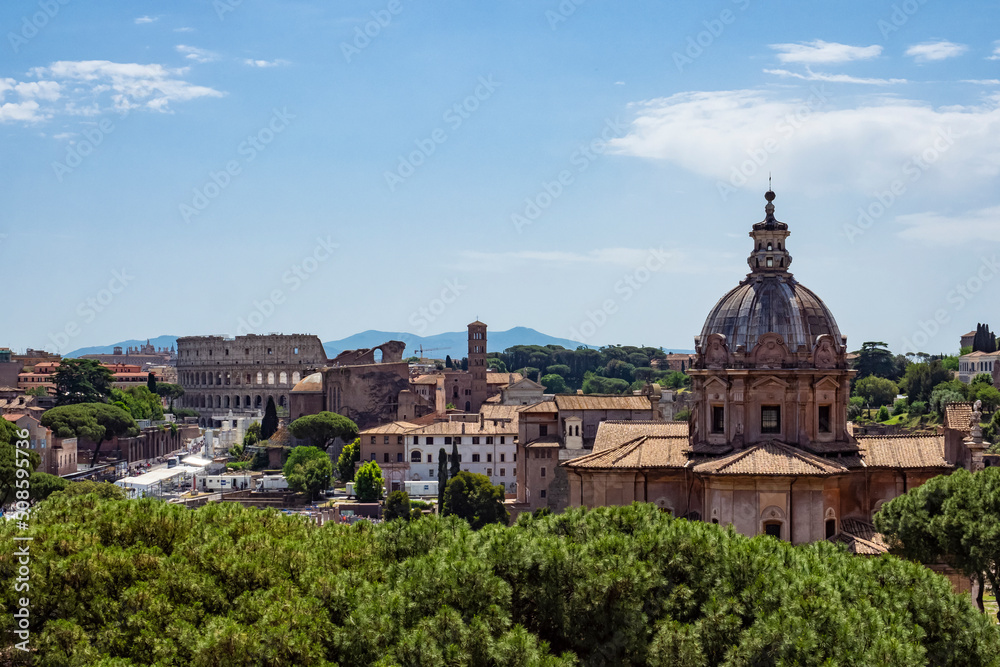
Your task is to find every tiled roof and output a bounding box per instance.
[564,436,690,470]
[800,440,861,455]
[553,395,653,412]
[359,421,419,435]
[828,518,889,555]
[411,375,440,385]
[479,404,520,425]
[408,419,517,436]
[2,413,26,421]
[693,441,848,476]
[855,435,950,469]
[594,420,689,453]
[518,400,557,413]
[525,437,561,448]
[487,372,524,385]
[944,402,973,433]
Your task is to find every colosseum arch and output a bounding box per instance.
[267,372,275,385]
[215,395,221,408]
[256,372,263,385]
[279,395,287,408]
[255,395,263,409]
[224,396,230,408]
[279,371,287,385]
[201,372,207,385]
[292,371,300,385]
[245,395,251,407]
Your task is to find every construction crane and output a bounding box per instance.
[416,345,449,362]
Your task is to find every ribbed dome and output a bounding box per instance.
[701,277,841,352]
[291,372,323,392]
[700,190,842,352]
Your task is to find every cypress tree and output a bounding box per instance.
[261,397,279,440]
[450,441,460,478]
[437,447,448,512]
[146,372,157,394]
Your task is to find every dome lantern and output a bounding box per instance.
[748,190,793,274]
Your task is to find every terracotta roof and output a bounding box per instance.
[360,421,419,435]
[828,518,889,555]
[411,375,440,385]
[525,437,561,448]
[855,435,950,469]
[2,413,26,421]
[693,441,848,476]
[518,400,557,413]
[408,419,517,436]
[479,404,520,425]
[553,395,653,412]
[944,402,973,433]
[487,372,524,385]
[594,420,689,453]
[565,435,690,470]
[291,372,323,392]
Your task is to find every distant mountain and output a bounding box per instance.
[66,335,180,358]
[323,327,595,360]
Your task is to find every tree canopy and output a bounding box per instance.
[900,360,951,405]
[287,412,359,450]
[876,467,1000,620]
[336,438,360,482]
[40,402,139,466]
[354,460,384,502]
[261,396,279,440]
[0,419,40,506]
[111,386,164,421]
[283,446,333,500]
[53,359,114,405]
[853,375,899,408]
[2,497,997,665]
[442,470,509,529]
[384,489,411,521]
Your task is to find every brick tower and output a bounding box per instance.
[468,320,488,412]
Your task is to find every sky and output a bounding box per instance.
[2,0,999,358]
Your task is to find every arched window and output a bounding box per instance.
[215,395,221,408]
[292,372,300,384]
[279,395,287,408]
[224,396,230,408]
[246,373,252,384]
[411,451,422,463]
[267,372,275,385]
[279,372,287,384]
[256,372,263,385]
[245,395,251,408]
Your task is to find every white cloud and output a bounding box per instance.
[896,206,1000,244]
[176,45,219,64]
[174,27,195,33]
[0,77,60,122]
[608,89,1000,197]
[988,41,1000,61]
[765,67,906,85]
[769,40,881,64]
[52,132,75,140]
[905,41,968,63]
[28,60,224,114]
[243,59,289,68]
[962,79,1000,85]
[134,16,158,24]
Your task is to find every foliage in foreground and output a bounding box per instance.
[1,497,998,666]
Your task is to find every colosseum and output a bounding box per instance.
[176,334,330,427]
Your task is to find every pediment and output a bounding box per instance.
[813,376,841,391]
[750,375,790,390]
[704,376,729,389]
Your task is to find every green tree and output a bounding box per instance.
[876,406,891,422]
[876,467,1000,618]
[146,372,157,394]
[53,359,114,405]
[853,342,899,381]
[337,438,361,482]
[941,355,960,372]
[445,354,453,369]
[900,360,951,405]
[437,446,448,511]
[384,489,411,521]
[930,386,967,416]
[288,411,359,450]
[673,409,691,422]
[540,373,567,394]
[283,446,333,500]
[909,401,928,417]
[25,386,48,398]
[450,442,460,478]
[155,382,185,410]
[487,357,507,373]
[582,374,630,394]
[52,480,126,500]
[442,470,509,529]
[261,396,279,440]
[972,373,995,387]
[853,375,899,408]
[29,472,69,503]
[972,385,1000,414]
[0,419,40,506]
[111,386,164,421]
[243,421,261,448]
[355,460,384,502]
[40,402,139,466]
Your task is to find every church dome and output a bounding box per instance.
[700,191,842,352]
[291,372,323,392]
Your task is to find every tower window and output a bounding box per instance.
[766,242,773,251]
[766,257,774,268]
[761,406,781,434]
[764,521,782,539]
[818,406,831,433]
[711,406,725,434]
[826,519,837,539]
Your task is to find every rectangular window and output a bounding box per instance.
[472,454,480,462]
[500,436,505,444]
[426,437,434,445]
[486,468,492,476]
[712,406,725,434]
[500,453,506,462]
[445,437,452,444]
[383,453,389,463]
[539,425,548,437]
[540,467,546,478]
[384,436,389,445]
[540,490,546,499]
[500,468,505,476]
[370,436,376,444]
[397,436,403,445]
[486,453,492,463]
[427,454,432,463]
[818,405,832,433]
[397,453,403,462]
[472,437,480,444]
[370,453,376,461]
[761,406,781,434]
[486,436,494,444]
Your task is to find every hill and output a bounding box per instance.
[323,327,597,360]
[66,335,180,358]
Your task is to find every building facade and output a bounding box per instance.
[177,334,330,427]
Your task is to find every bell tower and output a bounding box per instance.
[468,320,488,412]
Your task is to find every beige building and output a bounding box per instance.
[958,350,1000,385]
[557,191,984,549]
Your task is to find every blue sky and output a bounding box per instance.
[2,0,999,357]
